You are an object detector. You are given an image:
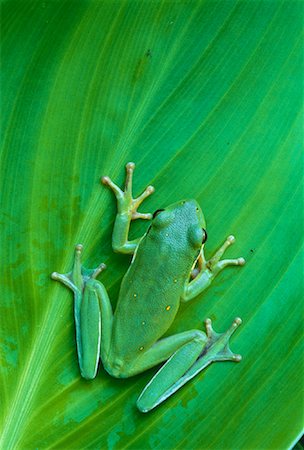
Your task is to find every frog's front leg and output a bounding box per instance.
[182,235,245,302]
[136,318,242,412]
[51,245,113,379]
[102,162,155,254]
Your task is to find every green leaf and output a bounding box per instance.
[1,1,303,449]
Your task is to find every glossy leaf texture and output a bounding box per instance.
[1,1,303,449]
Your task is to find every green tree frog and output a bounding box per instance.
[52,162,245,413]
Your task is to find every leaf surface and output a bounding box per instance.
[1,1,303,449]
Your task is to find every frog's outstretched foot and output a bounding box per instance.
[51,244,106,293]
[101,162,155,220]
[206,235,245,274]
[190,235,245,281]
[102,162,155,254]
[185,235,245,300]
[202,317,242,362]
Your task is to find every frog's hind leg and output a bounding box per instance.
[51,244,112,379]
[137,317,242,412]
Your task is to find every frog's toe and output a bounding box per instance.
[101,175,123,197]
[227,235,235,244]
[51,271,60,280]
[132,211,153,220]
[126,161,135,171]
[125,162,136,191]
[101,175,111,185]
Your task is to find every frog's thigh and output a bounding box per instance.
[105,329,207,378]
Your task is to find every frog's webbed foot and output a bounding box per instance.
[202,317,242,362]
[51,244,106,293]
[102,162,155,221]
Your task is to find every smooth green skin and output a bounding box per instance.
[52,162,245,413]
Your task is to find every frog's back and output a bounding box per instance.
[110,200,204,362]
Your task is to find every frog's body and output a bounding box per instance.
[52,163,245,412]
[108,200,203,374]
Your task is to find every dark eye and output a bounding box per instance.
[202,228,207,244]
[152,209,165,219]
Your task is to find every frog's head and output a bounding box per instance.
[151,199,207,250]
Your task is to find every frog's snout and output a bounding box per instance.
[184,199,206,228]
[180,199,201,212]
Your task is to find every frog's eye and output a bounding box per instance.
[152,209,165,219]
[202,228,208,244]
